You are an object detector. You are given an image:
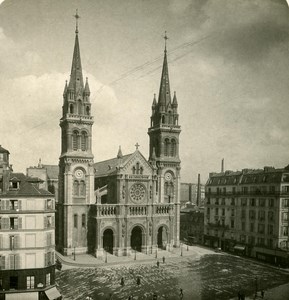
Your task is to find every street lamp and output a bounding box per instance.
[73,247,76,261]
[180,243,183,256]
[155,246,158,259]
[187,244,189,251]
[134,247,136,260]
[105,247,107,263]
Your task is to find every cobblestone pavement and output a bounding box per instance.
[56,247,289,300]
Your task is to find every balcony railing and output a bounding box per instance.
[128,205,147,216]
[205,191,289,197]
[96,205,118,217]
[154,204,172,215]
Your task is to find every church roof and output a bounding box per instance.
[94,153,133,177]
[43,164,59,180]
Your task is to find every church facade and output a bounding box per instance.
[57,20,181,257]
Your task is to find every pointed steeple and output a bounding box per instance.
[152,93,157,107]
[158,32,171,110]
[84,77,90,96]
[117,145,123,159]
[63,80,68,96]
[172,91,178,107]
[68,10,84,93]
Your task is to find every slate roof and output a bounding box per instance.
[43,165,59,180]
[0,145,9,154]
[94,153,133,177]
[3,172,52,197]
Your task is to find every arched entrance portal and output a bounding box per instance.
[103,229,114,254]
[157,226,168,249]
[131,226,143,252]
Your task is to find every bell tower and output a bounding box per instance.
[148,33,181,247]
[58,11,95,255]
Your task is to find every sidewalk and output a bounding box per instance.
[55,245,216,269]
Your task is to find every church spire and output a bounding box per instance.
[158,31,171,110]
[68,10,84,93]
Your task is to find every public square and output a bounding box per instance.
[55,246,289,300]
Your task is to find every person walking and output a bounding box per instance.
[162,256,165,263]
[121,277,124,286]
[137,276,141,285]
[179,288,183,299]
[237,291,241,300]
[261,290,265,299]
[156,260,160,267]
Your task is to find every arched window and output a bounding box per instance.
[86,106,90,116]
[162,115,165,124]
[136,162,140,174]
[164,139,170,156]
[140,166,143,175]
[79,181,86,196]
[70,104,74,114]
[73,180,79,196]
[78,100,82,115]
[81,132,87,151]
[72,131,78,150]
[164,182,169,195]
[132,166,136,174]
[171,139,176,157]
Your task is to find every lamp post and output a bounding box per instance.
[155,246,158,259]
[72,247,75,261]
[105,247,107,263]
[134,247,136,261]
[180,243,183,256]
[187,244,189,251]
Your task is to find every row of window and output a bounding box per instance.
[164,139,177,157]
[69,101,90,116]
[207,197,279,207]
[0,199,54,211]
[72,130,88,151]
[0,251,54,270]
[0,232,54,250]
[73,180,86,196]
[0,216,54,230]
[74,214,86,228]
[207,186,289,194]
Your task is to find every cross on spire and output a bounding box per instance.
[135,143,140,150]
[164,31,169,52]
[74,9,80,34]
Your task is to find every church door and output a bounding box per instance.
[157,226,168,249]
[103,229,114,254]
[131,226,142,252]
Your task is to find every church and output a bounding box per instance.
[57,16,181,257]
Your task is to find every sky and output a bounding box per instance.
[0,0,289,183]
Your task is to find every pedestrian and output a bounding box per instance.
[137,276,141,285]
[152,292,158,300]
[179,288,183,299]
[261,290,265,299]
[156,260,160,267]
[121,277,124,286]
[162,256,165,263]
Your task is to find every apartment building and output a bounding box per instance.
[0,146,61,300]
[204,166,289,267]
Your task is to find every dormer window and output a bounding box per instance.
[9,181,19,190]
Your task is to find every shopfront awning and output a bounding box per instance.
[234,245,245,251]
[45,287,62,300]
[6,292,38,300]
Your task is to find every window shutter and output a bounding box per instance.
[1,255,5,270]
[44,253,48,267]
[52,216,55,227]
[15,254,20,269]
[18,218,22,229]
[44,216,47,229]
[14,235,20,249]
[5,200,9,210]
[4,218,9,230]
[18,200,22,210]
[9,255,14,269]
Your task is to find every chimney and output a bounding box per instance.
[197,174,201,207]
[221,158,224,173]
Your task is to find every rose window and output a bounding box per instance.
[130,183,146,203]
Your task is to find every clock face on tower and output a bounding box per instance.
[165,172,173,181]
[130,183,146,203]
[75,169,84,179]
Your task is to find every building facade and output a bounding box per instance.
[57,23,181,257]
[0,146,61,300]
[204,166,289,266]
